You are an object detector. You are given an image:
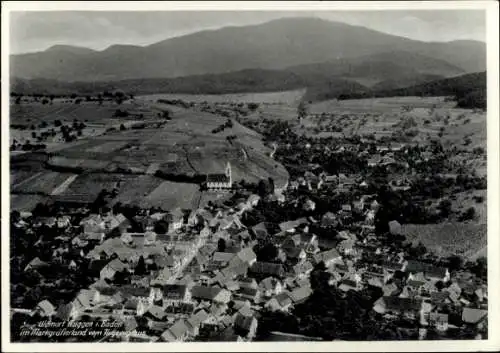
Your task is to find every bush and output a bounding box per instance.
[247,102,260,111]
[459,207,476,221]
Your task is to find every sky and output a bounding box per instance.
[9,10,486,54]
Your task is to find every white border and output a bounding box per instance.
[2,1,499,352]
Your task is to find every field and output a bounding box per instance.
[113,175,166,205]
[296,96,487,152]
[61,173,135,202]
[11,171,77,195]
[450,190,487,224]
[138,89,306,105]
[11,194,52,212]
[140,181,201,210]
[401,222,486,259]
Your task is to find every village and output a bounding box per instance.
[10,126,488,342]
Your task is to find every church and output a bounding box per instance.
[206,162,233,190]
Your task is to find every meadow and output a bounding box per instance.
[138,89,306,105]
[401,222,486,260]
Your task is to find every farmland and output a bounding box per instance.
[11,171,77,195]
[140,181,201,210]
[10,93,290,212]
[401,222,486,259]
[138,89,305,105]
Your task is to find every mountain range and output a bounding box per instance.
[11,17,485,83]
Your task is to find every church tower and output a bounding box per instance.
[225,162,232,186]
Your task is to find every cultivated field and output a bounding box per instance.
[113,175,166,205]
[11,171,77,195]
[138,89,306,105]
[140,181,201,210]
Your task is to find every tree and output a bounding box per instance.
[120,123,126,131]
[254,242,278,262]
[447,255,464,272]
[54,120,62,127]
[459,207,476,221]
[135,256,146,275]
[217,238,226,252]
[247,102,259,111]
[154,220,168,234]
[473,257,487,279]
[438,199,452,218]
[297,101,308,119]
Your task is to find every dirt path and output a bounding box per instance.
[50,174,78,195]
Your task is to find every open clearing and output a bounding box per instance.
[138,89,306,105]
[401,222,486,259]
[113,175,165,205]
[140,181,200,210]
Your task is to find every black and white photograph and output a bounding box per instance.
[2,1,499,350]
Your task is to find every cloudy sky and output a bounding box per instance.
[10,10,486,54]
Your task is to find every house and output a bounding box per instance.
[161,319,190,342]
[313,248,342,267]
[24,257,49,272]
[339,204,352,215]
[388,220,402,235]
[236,247,257,265]
[186,309,210,336]
[166,208,184,232]
[159,284,191,304]
[265,292,293,312]
[289,286,312,305]
[251,222,269,240]
[233,230,251,243]
[320,212,338,228]
[291,261,314,280]
[238,278,258,290]
[123,298,149,316]
[337,239,356,255]
[56,215,71,228]
[249,262,285,278]
[279,218,308,233]
[234,313,258,339]
[144,305,167,321]
[191,285,231,304]
[187,209,203,227]
[100,259,129,280]
[462,307,488,327]
[427,312,449,331]
[259,277,283,297]
[34,300,56,317]
[247,194,261,208]
[104,213,130,232]
[338,279,361,292]
[406,261,450,283]
[236,286,261,303]
[303,199,316,211]
[373,296,423,319]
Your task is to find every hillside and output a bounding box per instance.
[338,72,487,109]
[10,17,485,82]
[284,51,464,86]
[10,49,470,100]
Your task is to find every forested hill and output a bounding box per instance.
[335,72,486,109]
